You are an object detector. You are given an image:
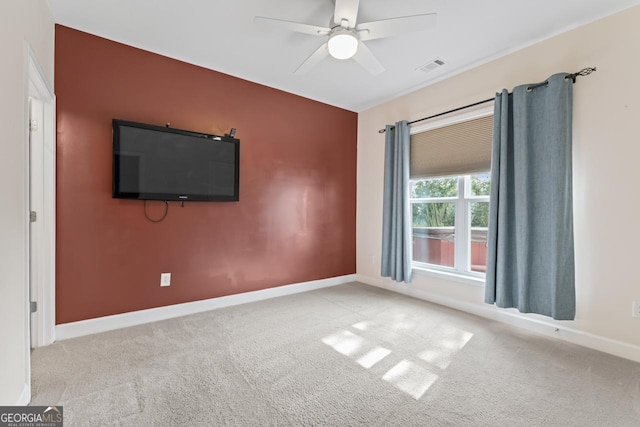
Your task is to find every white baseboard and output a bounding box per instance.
[56,274,356,341]
[355,274,640,364]
[16,383,30,406]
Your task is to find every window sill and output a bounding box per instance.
[412,265,485,287]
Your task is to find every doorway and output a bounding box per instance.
[24,42,56,404]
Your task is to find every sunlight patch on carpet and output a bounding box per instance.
[351,321,374,331]
[418,324,474,369]
[322,321,474,400]
[418,349,453,370]
[382,360,438,400]
[356,346,392,369]
[321,330,365,357]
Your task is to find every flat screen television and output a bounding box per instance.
[112,119,239,201]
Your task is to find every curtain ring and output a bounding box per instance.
[527,81,549,92]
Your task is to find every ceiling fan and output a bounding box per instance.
[255,0,437,75]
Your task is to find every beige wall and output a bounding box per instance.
[0,1,54,405]
[357,6,640,348]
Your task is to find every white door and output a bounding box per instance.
[29,97,45,348]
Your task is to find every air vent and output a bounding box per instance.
[417,58,445,74]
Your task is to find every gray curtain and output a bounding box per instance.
[381,121,412,283]
[485,73,575,320]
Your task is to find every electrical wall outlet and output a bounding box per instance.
[160,272,171,287]
[632,301,640,318]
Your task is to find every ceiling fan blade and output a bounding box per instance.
[333,0,360,28]
[254,16,330,36]
[357,13,437,41]
[294,43,329,75]
[352,41,384,75]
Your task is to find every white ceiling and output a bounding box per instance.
[47,0,639,112]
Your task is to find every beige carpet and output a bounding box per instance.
[31,282,640,426]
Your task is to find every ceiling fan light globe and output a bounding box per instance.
[328,31,358,59]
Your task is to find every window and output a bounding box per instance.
[410,173,490,277]
[409,107,493,282]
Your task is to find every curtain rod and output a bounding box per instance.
[378,67,596,134]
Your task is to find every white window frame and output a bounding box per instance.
[409,105,493,286]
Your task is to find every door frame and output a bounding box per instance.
[24,42,56,354]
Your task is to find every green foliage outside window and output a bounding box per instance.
[412,174,491,228]
[471,173,490,196]
[411,177,458,198]
[411,177,457,227]
[470,173,490,227]
[412,203,455,227]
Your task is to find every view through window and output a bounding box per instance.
[410,172,490,276]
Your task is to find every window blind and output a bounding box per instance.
[410,115,493,179]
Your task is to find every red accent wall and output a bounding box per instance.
[55,25,357,324]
